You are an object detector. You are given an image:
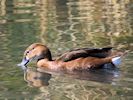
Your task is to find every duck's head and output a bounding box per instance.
[18,43,52,67]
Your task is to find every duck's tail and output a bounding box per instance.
[112,56,121,67]
[111,50,129,67]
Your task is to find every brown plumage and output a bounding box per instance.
[18,43,122,71]
[56,47,112,62]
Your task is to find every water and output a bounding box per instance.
[0,0,133,99]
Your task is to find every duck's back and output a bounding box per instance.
[56,47,112,62]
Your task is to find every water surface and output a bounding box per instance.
[0,0,133,99]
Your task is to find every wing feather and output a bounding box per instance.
[56,47,112,62]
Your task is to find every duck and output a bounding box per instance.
[18,43,122,71]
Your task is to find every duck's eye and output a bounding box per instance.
[27,51,30,54]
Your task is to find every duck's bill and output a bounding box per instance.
[17,57,30,71]
[17,57,29,67]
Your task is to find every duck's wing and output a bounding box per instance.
[56,47,112,62]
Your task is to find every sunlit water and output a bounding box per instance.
[0,0,133,99]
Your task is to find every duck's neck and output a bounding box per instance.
[37,49,52,62]
[45,49,52,61]
[37,58,51,69]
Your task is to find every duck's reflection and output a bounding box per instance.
[72,68,120,84]
[37,67,120,84]
[24,68,51,87]
[22,66,120,87]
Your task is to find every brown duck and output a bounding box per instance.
[18,43,122,71]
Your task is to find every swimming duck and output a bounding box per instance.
[18,43,122,71]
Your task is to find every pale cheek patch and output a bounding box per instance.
[26,56,30,60]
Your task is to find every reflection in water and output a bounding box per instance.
[24,68,51,87]
[37,67,120,84]
[34,0,133,52]
[36,67,123,100]
[22,65,120,87]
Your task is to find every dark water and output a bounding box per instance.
[0,0,133,99]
